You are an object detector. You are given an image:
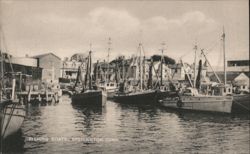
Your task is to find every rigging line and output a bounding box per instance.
[0,26,14,76]
[2,103,17,139]
[234,101,250,111]
[141,44,146,57]
[0,102,7,152]
[202,40,220,55]
[179,49,194,60]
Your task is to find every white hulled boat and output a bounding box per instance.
[160,30,233,113]
[0,26,26,141]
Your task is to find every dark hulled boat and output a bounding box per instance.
[71,90,107,107]
[114,90,157,104]
[232,94,250,113]
[113,43,168,104]
[71,50,107,107]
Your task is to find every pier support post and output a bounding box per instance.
[46,90,49,102]
[28,86,32,103]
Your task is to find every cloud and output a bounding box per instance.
[2,6,219,63]
[88,7,140,34]
[143,11,217,36]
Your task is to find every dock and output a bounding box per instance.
[16,83,62,104]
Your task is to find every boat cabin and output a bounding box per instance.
[212,84,233,96]
[183,87,199,96]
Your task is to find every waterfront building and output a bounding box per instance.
[93,61,116,82]
[233,73,249,92]
[227,59,249,73]
[169,63,193,81]
[33,53,61,82]
[151,61,172,82]
[2,53,42,80]
[208,59,249,84]
[61,54,87,81]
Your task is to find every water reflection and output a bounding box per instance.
[1,95,249,153]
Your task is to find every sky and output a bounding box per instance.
[0,0,249,67]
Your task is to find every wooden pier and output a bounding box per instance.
[16,83,62,104]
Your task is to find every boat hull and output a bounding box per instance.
[97,84,118,99]
[107,91,116,99]
[159,98,179,108]
[71,90,107,107]
[160,95,233,113]
[113,90,158,104]
[232,94,250,113]
[0,101,26,140]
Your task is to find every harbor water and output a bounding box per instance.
[2,95,250,153]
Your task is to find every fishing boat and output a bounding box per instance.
[71,49,107,107]
[152,43,177,101]
[97,81,118,99]
[114,43,158,104]
[114,89,157,104]
[160,62,233,113]
[95,38,118,99]
[159,30,233,113]
[0,37,25,141]
[0,99,25,140]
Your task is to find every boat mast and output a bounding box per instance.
[0,46,3,101]
[181,59,193,88]
[143,55,146,89]
[89,44,92,90]
[222,27,226,85]
[201,49,221,83]
[107,37,111,83]
[193,43,197,87]
[139,43,143,91]
[122,57,125,81]
[84,56,89,89]
[160,42,166,86]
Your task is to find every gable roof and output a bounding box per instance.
[235,72,249,81]
[33,53,61,60]
[208,72,247,83]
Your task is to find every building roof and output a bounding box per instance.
[150,55,176,64]
[33,53,61,60]
[234,72,249,81]
[94,61,116,69]
[70,53,88,62]
[208,72,249,83]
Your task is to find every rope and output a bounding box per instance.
[234,101,250,111]
[2,103,17,139]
